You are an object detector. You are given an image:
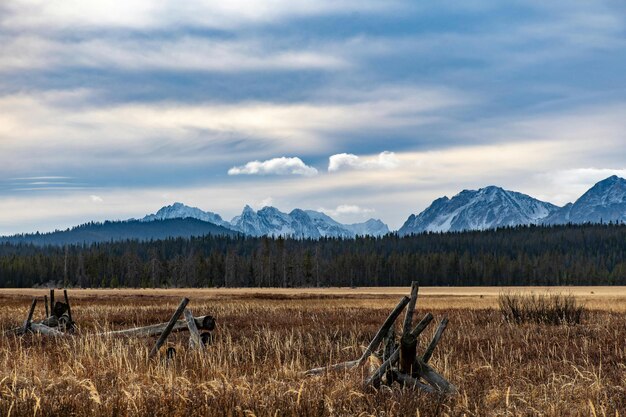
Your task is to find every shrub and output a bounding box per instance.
[498,292,585,325]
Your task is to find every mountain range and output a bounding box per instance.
[1,175,624,245]
[142,203,389,238]
[399,175,626,235]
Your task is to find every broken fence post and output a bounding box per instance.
[383,325,396,384]
[184,308,203,349]
[22,298,37,334]
[50,289,55,314]
[149,297,189,358]
[305,297,410,376]
[357,295,410,366]
[422,317,449,363]
[402,281,419,336]
[399,332,417,374]
[44,295,49,318]
[415,357,457,394]
[63,289,73,326]
[365,312,434,386]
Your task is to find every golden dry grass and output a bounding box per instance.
[0,287,625,416]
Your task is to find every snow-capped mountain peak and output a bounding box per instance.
[545,175,626,224]
[399,185,559,235]
[142,202,230,227]
[143,203,389,238]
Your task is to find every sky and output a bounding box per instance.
[0,0,625,234]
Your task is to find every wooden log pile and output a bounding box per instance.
[12,288,76,336]
[9,292,217,360]
[305,281,456,394]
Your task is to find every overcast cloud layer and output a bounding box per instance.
[1,0,625,234]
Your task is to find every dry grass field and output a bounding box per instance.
[1,287,625,416]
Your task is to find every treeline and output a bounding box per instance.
[1,223,625,288]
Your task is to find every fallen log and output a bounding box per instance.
[392,370,436,393]
[98,314,215,337]
[30,323,66,337]
[58,313,71,330]
[41,315,59,328]
[304,359,360,376]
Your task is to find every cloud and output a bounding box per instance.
[319,204,374,217]
[90,195,103,203]
[1,0,397,31]
[0,35,349,73]
[228,157,318,176]
[534,168,626,205]
[328,151,399,172]
[0,86,464,181]
[249,197,275,210]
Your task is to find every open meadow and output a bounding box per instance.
[1,287,625,416]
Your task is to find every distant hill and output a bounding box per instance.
[0,218,238,246]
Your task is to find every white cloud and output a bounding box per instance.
[0,86,463,178]
[228,157,318,176]
[319,204,374,217]
[534,168,626,205]
[256,197,274,209]
[0,36,349,73]
[328,151,399,172]
[90,195,103,203]
[1,0,398,31]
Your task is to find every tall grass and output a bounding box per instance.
[498,292,585,325]
[0,290,622,416]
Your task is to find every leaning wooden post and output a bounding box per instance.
[399,332,417,374]
[22,298,38,334]
[44,295,49,318]
[63,289,73,324]
[49,289,55,315]
[357,296,410,367]
[414,357,457,393]
[304,296,410,376]
[382,326,396,383]
[149,298,189,358]
[402,281,419,336]
[183,308,203,349]
[365,312,433,386]
[422,317,449,363]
